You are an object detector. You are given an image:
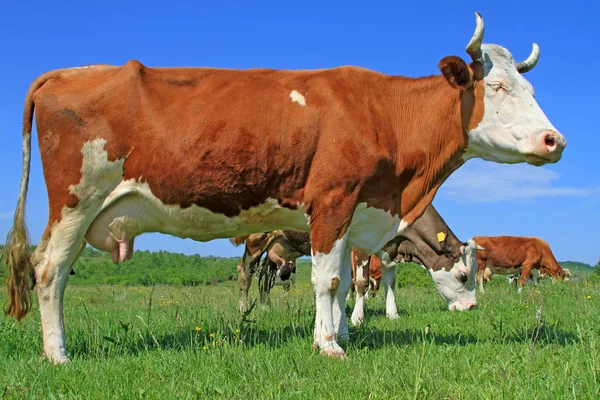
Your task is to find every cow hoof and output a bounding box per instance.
[46,355,70,365]
[386,312,400,320]
[351,315,364,326]
[320,347,347,359]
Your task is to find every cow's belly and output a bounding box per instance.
[347,203,402,254]
[85,179,309,254]
[487,265,522,275]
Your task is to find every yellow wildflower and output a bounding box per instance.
[209,333,215,338]
[587,295,592,299]
[525,305,528,308]
[195,327,202,332]
[235,329,240,334]
[203,346,207,351]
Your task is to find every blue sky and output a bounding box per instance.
[0,1,598,265]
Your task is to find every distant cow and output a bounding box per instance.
[5,13,566,361]
[231,230,310,311]
[349,204,481,325]
[474,236,567,293]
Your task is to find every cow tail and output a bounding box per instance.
[4,76,40,321]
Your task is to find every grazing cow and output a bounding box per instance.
[474,236,567,293]
[349,204,481,326]
[231,230,310,311]
[349,249,383,299]
[4,13,565,362]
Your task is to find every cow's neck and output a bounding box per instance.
[388,75,470,224]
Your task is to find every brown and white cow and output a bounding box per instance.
[4,13,565,361]
[474,236,567,293]
[349,204,481,325]
[231,230,311,311]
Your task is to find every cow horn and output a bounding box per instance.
[466,12,485,62]
[516,43,540,73]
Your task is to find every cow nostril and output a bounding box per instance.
[543,133,557,152]
[469,304,478,310]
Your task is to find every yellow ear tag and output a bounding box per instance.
[437,231,447,243]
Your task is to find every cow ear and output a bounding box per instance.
[439,56,473,90]
[459,244,466,256]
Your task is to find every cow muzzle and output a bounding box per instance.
[524,130,566,165]
[449,301,478,312]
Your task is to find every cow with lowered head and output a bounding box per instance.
[349,204,481,325]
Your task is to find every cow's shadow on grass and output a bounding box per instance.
[347,305,411,319]
[347,322,578,350]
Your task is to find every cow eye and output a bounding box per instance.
[459,271,468,283]
[488,82,507,92]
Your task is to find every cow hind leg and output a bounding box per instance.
[33,220,98,363]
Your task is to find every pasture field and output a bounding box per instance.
[1,267,599,399]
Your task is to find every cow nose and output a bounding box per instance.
[543,131,566,157]
[469,303,478,310]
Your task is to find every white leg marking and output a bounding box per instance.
[312,233,349,357]
[382,264,399,320]
[351,290,365,326]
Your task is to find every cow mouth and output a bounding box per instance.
[524,154,551,166]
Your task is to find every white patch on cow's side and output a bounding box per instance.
[70,139,125,200]
[348,203,401,254]
[36,138,126,363]
[311,233,351,357]
[428,239,479,311]
[463,44,565,166]
[289,90,306,106]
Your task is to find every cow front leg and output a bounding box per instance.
[350,257,369,326]
[311,232,350,358]
[477,269,486,294]
[381,263,400,320]
[237,249,254,312]
[519,262,535,294]
[332,250,352,341]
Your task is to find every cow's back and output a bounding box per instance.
[474,236,543,268]
[34,62,397,221]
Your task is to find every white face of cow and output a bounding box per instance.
[428,239,479,311]
[464,44,566,166]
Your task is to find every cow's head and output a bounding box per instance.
[439,13,566,166]
[428,239,480,311]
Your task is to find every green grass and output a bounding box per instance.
[1,267,599,399]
